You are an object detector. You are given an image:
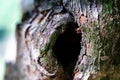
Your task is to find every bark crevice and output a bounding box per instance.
[53,22,82,79]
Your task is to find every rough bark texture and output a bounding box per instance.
[89,0,120,80]
[5,0,120,80]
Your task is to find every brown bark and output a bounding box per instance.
[5,0,113,80]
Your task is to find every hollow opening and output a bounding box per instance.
[53,22,82,79]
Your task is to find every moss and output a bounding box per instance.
[97,0,120,79]
[40,24,65,56]
[50,24,65,48]
[49,30,59,48]
[88,0,120,79]
[83,27,90,33]
[40,43,50,57]
[44,49,52,62]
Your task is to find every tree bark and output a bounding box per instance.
[5,0,120,80]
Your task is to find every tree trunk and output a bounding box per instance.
[5,0,120,80]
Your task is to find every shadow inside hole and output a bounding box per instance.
[53,22,82,79]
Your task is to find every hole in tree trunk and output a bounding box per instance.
[53,22,82,79]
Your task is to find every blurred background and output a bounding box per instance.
[0,0,22,80]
